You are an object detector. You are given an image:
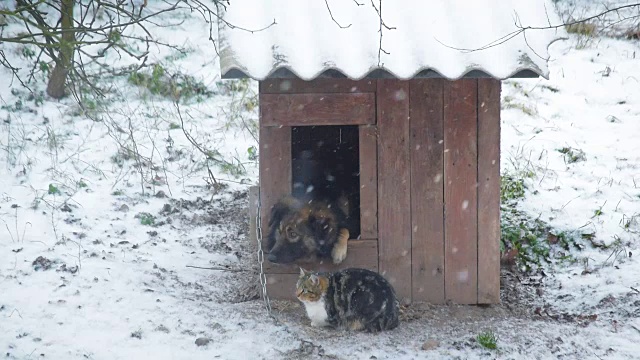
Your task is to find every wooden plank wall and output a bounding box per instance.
[260,78,376,94]
[258,125,291,252]
[260,93,376,126]
[264,240,378,273]
[264,273,300,300]
[409,79,445,304]
[405,78,502,305]
[249,186,259,244]
[359,125,378,239]
[377,79,412,305]
[443,79,479,304]
[477,79,501,304]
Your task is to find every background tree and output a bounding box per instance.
[1,0,637,105]
[0,0,228,102]
[45,0,74,98]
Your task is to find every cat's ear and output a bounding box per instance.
[299,267,307,276]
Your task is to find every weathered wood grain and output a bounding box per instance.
[264,273,302,301]
[477,78,501,304]
[263,240,378,274]
[377,79,412,304]
[258,125,291,252]
[443,79,478,304]
[409,78,446,303]
[260,78,377,94]
[249,185,258,246]
[261,93,375,126]
[359,125,378,239]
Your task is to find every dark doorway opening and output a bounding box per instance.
[291,125,361,239]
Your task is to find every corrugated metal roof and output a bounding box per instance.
[218,0,563,81]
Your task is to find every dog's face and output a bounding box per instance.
[268,209,319,263]
[266,196,338,264]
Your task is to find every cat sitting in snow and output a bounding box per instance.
[295,267,400,332]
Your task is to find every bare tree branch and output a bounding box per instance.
[186,265,249,272]
[371,0,395,67]
[434,3,640,54]
[324,0,351,29]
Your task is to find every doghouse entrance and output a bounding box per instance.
[291,125,361,239]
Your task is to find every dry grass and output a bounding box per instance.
[565,21,597,36]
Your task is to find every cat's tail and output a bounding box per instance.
[363,300,400,332]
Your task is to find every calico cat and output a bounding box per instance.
[296,267,400,332]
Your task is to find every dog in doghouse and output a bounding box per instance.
[266,150,356,265]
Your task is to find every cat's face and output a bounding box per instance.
[296,268,328,302]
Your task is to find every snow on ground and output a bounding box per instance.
[1,1,639,359]
[501,34,640,317]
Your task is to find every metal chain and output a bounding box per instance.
[255,186,323,355]
[255,186,273,315]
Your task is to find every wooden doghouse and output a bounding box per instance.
[218,0,560,305]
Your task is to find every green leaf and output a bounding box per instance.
[48,184,60,195]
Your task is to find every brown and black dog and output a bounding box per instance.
[266,193,352,265]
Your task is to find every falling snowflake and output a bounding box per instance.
[279,80,292,91]
[394,89,407,101]
[457,270,469,282]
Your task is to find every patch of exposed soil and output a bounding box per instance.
[157,188,260,303]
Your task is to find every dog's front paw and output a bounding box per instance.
[332,243,347,264]
[331,228,349,264]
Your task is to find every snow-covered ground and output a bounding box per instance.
[501,34,640,311]
[1,1,639,359]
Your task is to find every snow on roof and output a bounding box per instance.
[218,0,564,81]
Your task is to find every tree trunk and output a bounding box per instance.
[46,0,74,99]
